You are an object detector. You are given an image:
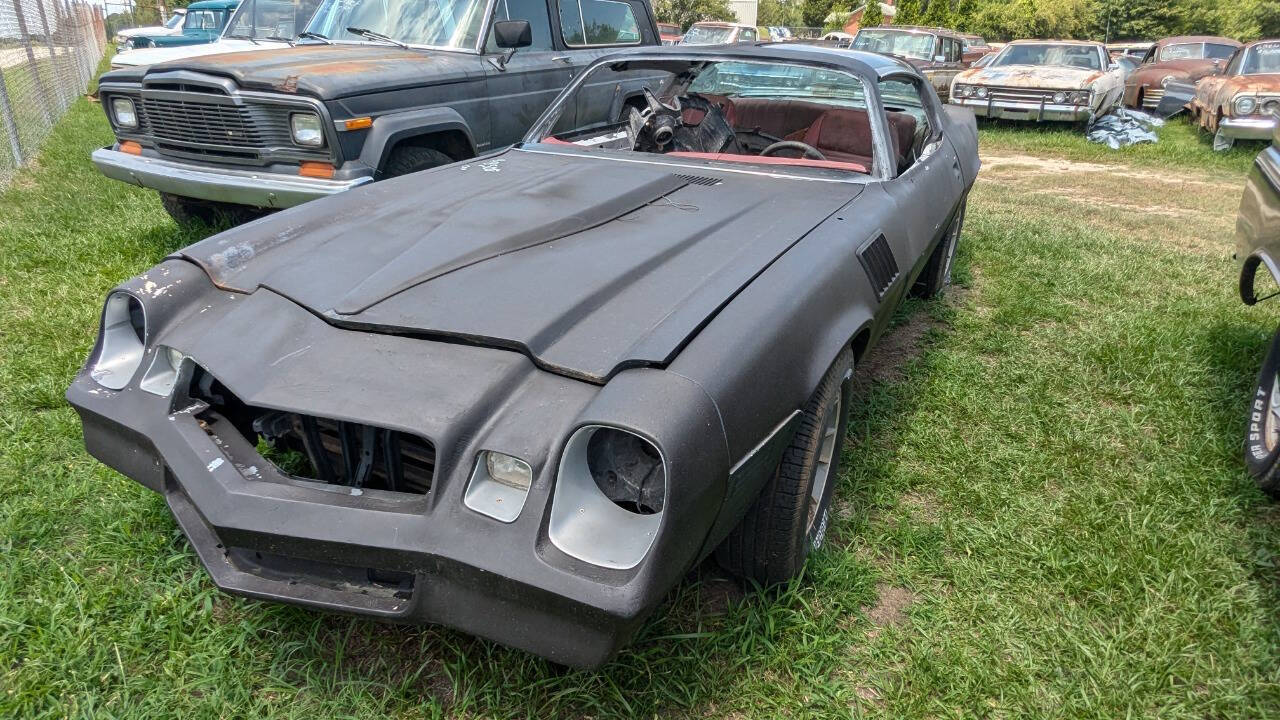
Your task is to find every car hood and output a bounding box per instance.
[1222,73,1280,94]
[111,38,286,67]
[177,148,859,383]
[118,26,177,38]
[1130,58,1224,83]
[956,63,1106,89]
[139,43,479,99]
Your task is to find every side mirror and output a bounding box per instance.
[493,20,532,49]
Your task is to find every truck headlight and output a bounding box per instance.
[464,451,533,523]
[90,292,146,390]
[1236,96,1258,115]
[111,97,137,129]
[548,426,666,569]
[290,112,324,147]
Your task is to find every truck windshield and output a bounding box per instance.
[304,0,487,49]
[852,29,935,60]
[227,0,324,39]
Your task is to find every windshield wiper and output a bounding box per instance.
[346,27,409,49]
[225,33,260,44]
[298,31,331,44]
[266,35,294,45]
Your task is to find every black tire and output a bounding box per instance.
[1245,325,1280,498]
[912,200,965,299]
[380,145,452,179]
[160,193,261,227]
[716,348,854,585]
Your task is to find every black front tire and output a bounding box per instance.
[1245,325,1280,498]
[716,348,854,585]
[160,193,262,227]
[380,146,452,179]
[912,200,965,299]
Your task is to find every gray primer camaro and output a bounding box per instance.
[67,45,979,668]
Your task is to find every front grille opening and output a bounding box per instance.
[226,547,415,600]
[188,366,435,495]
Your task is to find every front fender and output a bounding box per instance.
[357,107,477,173]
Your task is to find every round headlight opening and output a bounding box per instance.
[1236,96,1258,115]
[975,86,988,99]
[1052,91,1067,104]
[587,428,665,515]
[90,292,146,390]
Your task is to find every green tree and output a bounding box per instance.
[653,0,737,29]
[896,0,922,25]
[802,0,842,28]
[861,1,885,28]
[922,0,952,28]
[759,0,805,26]
[953,0,977,31]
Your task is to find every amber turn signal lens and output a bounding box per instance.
[344,116,373,131]
[120,141,142,155]
[298,162,335,179]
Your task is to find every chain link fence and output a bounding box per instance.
[0,0,105,184]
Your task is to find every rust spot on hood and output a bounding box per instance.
[1226,74,1280,94]
[276,75,299,93]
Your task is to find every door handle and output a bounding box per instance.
[552,56,572,63]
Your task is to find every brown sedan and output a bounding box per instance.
[1122,35,1241,112]
[1191,40,1280,149]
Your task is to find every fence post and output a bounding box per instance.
[0,74,24,167]
[10,0,57,125]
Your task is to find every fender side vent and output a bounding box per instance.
[673,173,722,186]
[858,234,899,301]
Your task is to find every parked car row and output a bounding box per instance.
[75,0,979,669]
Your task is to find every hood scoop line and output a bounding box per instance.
[332,171,689,316]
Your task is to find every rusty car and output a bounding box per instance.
[1122,35,1241,112]
[66,43,978,668]
[1191,39,1280,150]
[950,39,1123,122]
[961,33,992,64]
[91,0,661,225]
[679,21,759,45]
[852,25,970,100]
[1235,123,1280,497]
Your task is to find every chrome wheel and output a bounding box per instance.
[807,396,841,534]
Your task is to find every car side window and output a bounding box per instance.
[559,0,642,47]
[488,0,554,50]
[740,27,755,42]
[1226,48,1244,75]
[878,76,935,172]
[948,39,961,62]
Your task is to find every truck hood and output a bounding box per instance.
[140,43,480,99]
[177,148,859,382]
[112,38,286,68]
[957,63,1106,89]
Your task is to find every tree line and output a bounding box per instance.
[654,0,1279,42]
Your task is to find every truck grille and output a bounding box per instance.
[141,98,262,148]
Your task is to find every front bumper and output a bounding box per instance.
[1219,115,1278,141]
[953,96,1092,122]
[65,271,729,667]
[92,148,373,209]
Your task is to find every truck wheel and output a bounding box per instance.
[380,146,452,179]
[912,199,965,299]
[159,193,260,227]
[1244,325,1280,499]
[716,348,853,585]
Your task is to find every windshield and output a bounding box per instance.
[532,58,878,177]
[228,0,323,39]
[183,10,227,31]
[305,0,486,48]
[1158,42,1237,61]
[853,29,936,60]
[164,13,185,29]
[680,25,733,44]
[993,43,1101,70]
[1242,42,1280,75]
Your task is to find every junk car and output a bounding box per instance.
[679,22,759,45]
[851,25,970,101]
[950,39,1123,122]
[67,44,979,668]
[960,33,992,64]
[115,9,187,51]
[1191,39,1280,150]
[1235,123,1280,497]
[92,0,661,225]
[122,0,239,51]
[110,0,323,70]
[1122,34,1241,113]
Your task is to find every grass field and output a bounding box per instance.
[2,91,1279,718]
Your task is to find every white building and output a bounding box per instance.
[728,0,757,27]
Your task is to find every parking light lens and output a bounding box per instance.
[290,112,324,146]
[485,451,532,490]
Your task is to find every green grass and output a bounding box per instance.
[2,94,1280,718]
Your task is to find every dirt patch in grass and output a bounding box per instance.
[856,313,938,386]
[864,583,915,638]
[979,153,1242,190]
